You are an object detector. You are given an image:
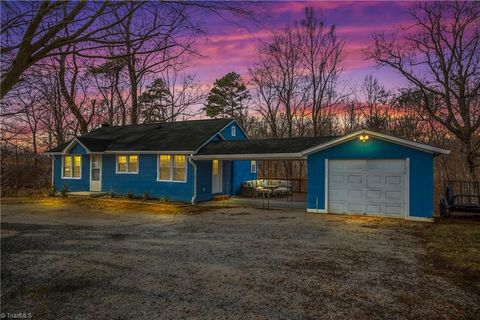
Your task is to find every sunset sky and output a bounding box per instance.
[191,1,414,92]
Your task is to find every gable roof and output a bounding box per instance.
[301,129,450,155]
[194,129,449,159]
[197,136,338,158]
[45,118,234,154]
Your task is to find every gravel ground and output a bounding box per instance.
[1,200,479,319]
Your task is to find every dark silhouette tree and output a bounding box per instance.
[203,72,250,121]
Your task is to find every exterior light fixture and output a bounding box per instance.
[359,134,369,143]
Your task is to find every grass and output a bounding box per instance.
[1,196,212,215]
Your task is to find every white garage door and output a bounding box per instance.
[328,159,406,217]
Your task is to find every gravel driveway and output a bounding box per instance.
[1,200,479,319]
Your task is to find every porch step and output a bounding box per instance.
[212,195,231,201]
[67,192,107,198]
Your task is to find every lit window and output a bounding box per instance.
[129,155,138,173]
[63,155,81,178]
[174,155,186,181]
[158,154,187,182]
[159,155,171,180]
[116,154,138,173]
[73,156,81,177]
[231,126,236,137]
[250,160,257,174]
[213,159,219,175]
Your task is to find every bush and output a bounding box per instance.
[48,185,57,197]
[159,196,170,203]
[60,186,68,198]
[143,192,150,200]
[126,192,135,199]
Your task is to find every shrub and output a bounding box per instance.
[143,192,150,200]
[108,192,116,198]
[48,185,57,197]
[126,192,135,199]
[60,186,68,198]
[159,196,170,203]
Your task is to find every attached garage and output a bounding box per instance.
[194,128,449,222]
[328,159,407,218]
[305,130,449,222]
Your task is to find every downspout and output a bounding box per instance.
[189,155,197,204]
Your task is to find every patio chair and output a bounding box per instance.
[440,185,480,216]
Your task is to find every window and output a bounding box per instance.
[173,155,186,181]
[250,160,257,174]
[63,155,81,178]
[116,154,138,173]
[158,154,187,182]
[212,159,219,176]
[231,126,236,137]
[159,155,171,180]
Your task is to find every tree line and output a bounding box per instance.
[1,1,479,187]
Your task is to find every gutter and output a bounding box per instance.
[188,155,197,204]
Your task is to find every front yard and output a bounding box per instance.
[1,197,479,319]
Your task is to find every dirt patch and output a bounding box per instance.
[1,202,479,319]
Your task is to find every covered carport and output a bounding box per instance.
[193,136,336,209]
[193,129,449,221]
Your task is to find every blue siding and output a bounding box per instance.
[232,160,256,195]
[195,160,213,202]
[53,154,90,192]
[220,121,246,140]
[307,137,434,218]
[101,154,194,202]
[68,142,88,155]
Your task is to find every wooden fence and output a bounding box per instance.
[444,180,480,204]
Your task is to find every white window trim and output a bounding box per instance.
[157,154,188,183]
[115,154,139,174]
[61,155,82,180]
[231,126,236,137]
[250,160,257,174]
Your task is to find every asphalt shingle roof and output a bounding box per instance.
[197,136,339,155]
[46,118,233,153]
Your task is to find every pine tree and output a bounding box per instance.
[203,72,250,119]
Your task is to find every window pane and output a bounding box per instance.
[212,160,219,176]
[63,156,72,177]
[129,155,138,172]
[159,155,171,180]
[73,156,81,177]
[117,155,127,172]
[173,155,186,181]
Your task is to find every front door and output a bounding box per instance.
[90,155,102,192]
[212,160,222,194]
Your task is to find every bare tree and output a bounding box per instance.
[367,1,480,176]
[0,1,142,98]
[298,7,346,136]
[359,75,392,132]
[256,27,308,138]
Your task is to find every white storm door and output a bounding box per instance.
[328,159,406,217]
[212,160,222,194]
[90,155,102,192]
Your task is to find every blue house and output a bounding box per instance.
[46,119,449,221]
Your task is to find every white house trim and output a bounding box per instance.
[106,150,193,155]
[115,154,139,174]
[405,157,410,220]
[324,158,329,213]
[192,153,304,160]
[156,154,188,183]
[307,208,327,213]
[188,155,197,203]
[63,138,92,154]
[301,129,450,156]
[61,154,82,180]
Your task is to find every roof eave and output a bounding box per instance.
[301,129,450,156]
